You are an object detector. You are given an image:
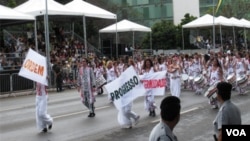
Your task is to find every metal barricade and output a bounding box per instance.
[0,73,34,95]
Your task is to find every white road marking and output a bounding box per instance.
[151,107,200,123]
[53,105,111,119]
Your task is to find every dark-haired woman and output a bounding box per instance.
[141,58,157,117]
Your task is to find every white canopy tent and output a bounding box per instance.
[0,4,35,48]
[182,14,250,50]
[182,14,214,28]
[14,0,80,16]
[240,18,250,28]
[99,19,152,57]
[0,4,35,22]
[14,0,81,87]
[65,0,117,57]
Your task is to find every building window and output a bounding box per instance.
[143,7,150,19]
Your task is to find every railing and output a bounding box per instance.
[3,29,19,47]
[0,72,35,95]
[70,31,105,58]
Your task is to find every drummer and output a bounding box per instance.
[208,57,224,109]
[245,52,250,86]
[188,55,202,94]
[235,52,247,95]
[182,54,190,89]
[224,52,236,87]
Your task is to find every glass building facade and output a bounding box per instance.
[109,0,173,26]
[199,0,218,16]
[109,0,250,26]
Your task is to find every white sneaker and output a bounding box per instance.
[134,115,140,125]
[122,124,132,129]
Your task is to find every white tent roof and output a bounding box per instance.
[183,14,250,29]
[229,17,243,27]
[240,18,250,28]
[215,16,232,26]
[65,0,116,19]
[0,4,35,20]
[14,0,80,16]
[182,14,214,28]
[99,19,151,33]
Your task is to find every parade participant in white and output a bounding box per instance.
[141,58,157,117]
[104,66,146,128]
[36,82,53,133]
[235,52,247,95]
[168,57,182,98]
[208,58,223,109]
[117,59,140,128]
[105,60,118,102]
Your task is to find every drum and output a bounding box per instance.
[204,84,217,99]
[181,74,189,81]
[247,71,250,76]
[202,70,207,75]
[226,74,236,84]
[194,75,204,84]
[96,75,107,88]
[188,76,194,81]
[236,75,248,86]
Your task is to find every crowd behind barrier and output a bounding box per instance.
[1,26,249,94]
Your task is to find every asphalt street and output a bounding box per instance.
[0,87,249,141]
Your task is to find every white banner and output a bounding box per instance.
[104,66,146,110]
[139,71,167,96]
[18,48,48,86]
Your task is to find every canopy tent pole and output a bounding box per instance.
[150,32,152,54]
[132,31,135,48]
[98,32,101,50]
[83,16,87,57]
[220,25,223,51]
[115,18,118,59]
[244,27,248,51]
[212,0,215,49]
[34,19,38,51]
[182,28,184,50]
[233,26,236,50]
[45,0,51,87]
[72,22,74,39]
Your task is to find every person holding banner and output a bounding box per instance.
[116,58,140,128]
[77,58,96,117]
[141,58,157,117]
[35,81,53,133]
[105,60,118,102]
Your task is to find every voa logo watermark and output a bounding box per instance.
[226,129,246,136]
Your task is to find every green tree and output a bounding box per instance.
[142,13,198,50]
[7,0,16,8]
[178,13,197,49]
[142,20,177,50]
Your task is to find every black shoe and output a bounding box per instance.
[48,124,52,130]
[151,110,156,117]
[42,128,47,133]
[149,111,152,116]
[88,113,95,117]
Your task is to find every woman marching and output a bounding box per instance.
[235,52,247,95]
[117,58,140,128]
[168,56,182,98]
[208,57,224,109]
[35,80,53,133]
[77,58,96,117]
[141,58,157,117]
[104,60,119,102]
